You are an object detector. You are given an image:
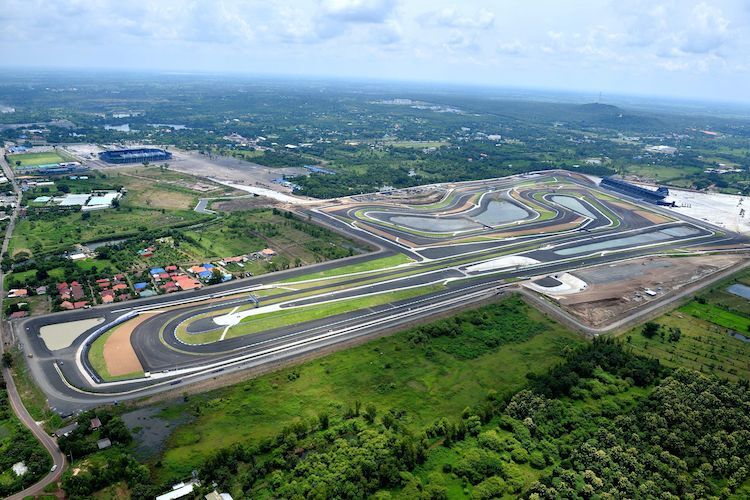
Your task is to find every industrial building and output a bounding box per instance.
[99,148,172,164]
[600,176,671,205]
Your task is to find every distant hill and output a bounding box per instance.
[569,102,663,130]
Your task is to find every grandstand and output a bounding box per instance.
[600,176,670,205]
[99,148,172,164]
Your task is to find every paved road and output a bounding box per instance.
[11,170,750,416]
[0,154,66,499]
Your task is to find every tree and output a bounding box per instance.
[2,352,12,368]
[364,405,377,424]
[642,322,659,339]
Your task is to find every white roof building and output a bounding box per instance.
[156,480,200,500]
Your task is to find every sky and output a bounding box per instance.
[2,0,750,103]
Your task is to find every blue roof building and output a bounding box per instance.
[134,282,149,290]
[150,267,166,275]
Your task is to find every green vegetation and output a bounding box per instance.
[624,302,750,381]
[8,348,62,429]
[181,208,367,268]
[154,296,580,481]
[10,206,208,257]
[279,253,413,283]
[620,266,750,382]
[0,375,51,497]
[680,300,750,332]
[7,150,66,167]
[178,284,443,344]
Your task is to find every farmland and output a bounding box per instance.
[621,267,750,382]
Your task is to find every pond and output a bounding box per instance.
[555,226,701,256]
[388,214,479,232]
[727,283,750,300]
[104,123,131,132]
[550,195,597,219]
[472,200,529,225]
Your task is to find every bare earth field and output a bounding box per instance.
[166,149,307,190]
[555,254,746,327]
[103,315,148,376]
[211,195,280,211]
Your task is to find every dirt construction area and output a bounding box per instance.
[552,254,747,327]
[166,148,306,189]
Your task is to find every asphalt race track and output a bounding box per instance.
[14,170,749,415]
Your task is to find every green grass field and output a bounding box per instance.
[153,296,582,480]
[177,284,443,344]
[180,209,366,265]
[7,151,66,167]
[279,254,413,283]
[679,301,750,332]
[10,207,208,257]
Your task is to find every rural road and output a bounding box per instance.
[0,155,66,499]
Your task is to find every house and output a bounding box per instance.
[139,289,157,297]
[9,311,28,319]
[188,265,206,274]
[73,301,89,309]
[139,247,155,258]
[97,280,111,289]
[35,285,47,295]
[112,283,128,291]
[150,267,166,276]
[90,417,102,430]
[165,265,178,272]
[134,282,148,291]
[175,277,201,290]
[259,248,277,258]
[97,438,112,450]
[101,294,114,304]
[198,270,213,280]
[53,422,78,437]
[159,272,170,280]
[71,282,85,300]
[8,288,28,298]
[222,256,246,264]
[60,300,75,310]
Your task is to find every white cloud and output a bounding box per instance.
[1,0,750,102]
[422,7,495,30]
[320,0,398,23]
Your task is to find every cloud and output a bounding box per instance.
[678,2,730,54]
[320,0,397,23]
[497,40,524,56]
[421,7,495,30]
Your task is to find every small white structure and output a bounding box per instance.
[156,480,200,500]
[645,145,677,155]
